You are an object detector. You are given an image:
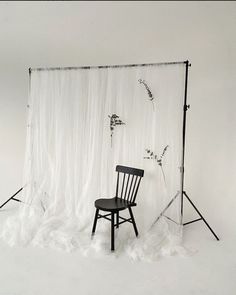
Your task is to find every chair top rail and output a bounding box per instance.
[116,165,144,177]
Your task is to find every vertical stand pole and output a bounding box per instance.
[180,60,190,225]
[180,61,219,241]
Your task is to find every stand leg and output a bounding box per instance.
[0,187,23,209]
[184,192,219,241]
[151,191,180,228]
[0,197,15,209]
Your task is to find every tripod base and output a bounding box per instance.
[0,187,23,209]
[183,192,219,240]
[154,191,219,241]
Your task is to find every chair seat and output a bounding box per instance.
[95,197,136,212]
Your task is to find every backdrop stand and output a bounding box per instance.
[1,60,219,241]
[155,60,219,241]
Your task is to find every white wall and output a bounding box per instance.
[0,1,235,236]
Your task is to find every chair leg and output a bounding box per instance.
[116,211,119,228]
[111,212,115,251]
[128,207,139,237]
[92,209,99,235]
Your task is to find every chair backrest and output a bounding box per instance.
[115,165,144,203]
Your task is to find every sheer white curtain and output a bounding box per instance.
[1,64,187,261]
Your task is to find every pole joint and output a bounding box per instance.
[184,104,190,111]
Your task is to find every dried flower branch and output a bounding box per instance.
[144,145,169,191]
[108,114,125,147]
[144,145,169,166]
[138,79,155,110]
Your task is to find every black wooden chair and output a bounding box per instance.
[92,165,144,251]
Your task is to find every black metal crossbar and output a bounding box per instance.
[30,61,187,72]
[183,217,202,226]
[164,215,180,225]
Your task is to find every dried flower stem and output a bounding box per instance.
[144,145,169,186]
[138,79,155,110]
[108,114,125,147]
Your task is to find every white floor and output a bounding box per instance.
[0,209,235,295]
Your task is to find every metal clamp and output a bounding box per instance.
[184,104,190,111]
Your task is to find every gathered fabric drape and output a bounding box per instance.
[1,64,187,261]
